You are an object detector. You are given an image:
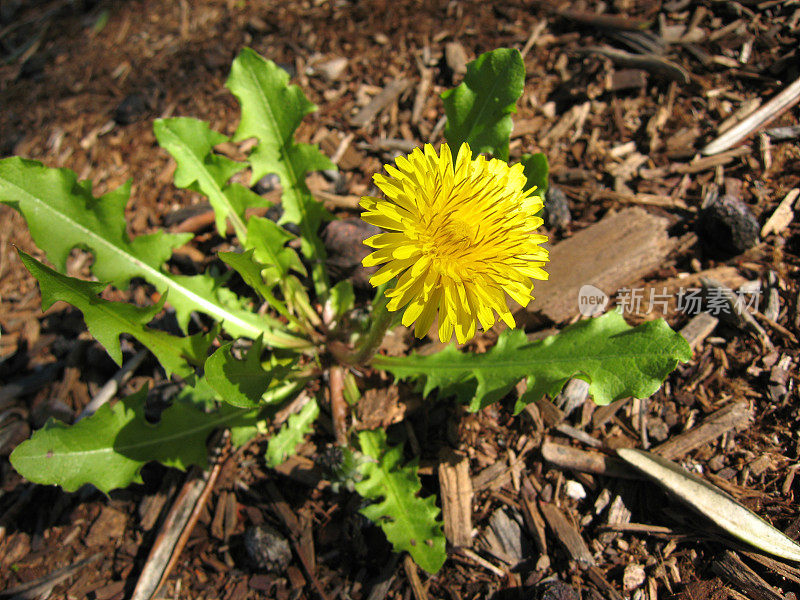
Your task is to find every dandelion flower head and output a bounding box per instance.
[361,142,549,344]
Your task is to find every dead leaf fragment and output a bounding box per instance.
[617,448,800,562]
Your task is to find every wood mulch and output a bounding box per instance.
[1,0,799,598]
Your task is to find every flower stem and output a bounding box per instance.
[346,293,400,365]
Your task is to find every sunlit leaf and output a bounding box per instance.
[226,47,334,298]
[355,430,446,574]
[154,117,267,241]
[0,157,302,346]
[9,386,260,494]
[20,251,208,378]
[441,48,525,160]
[374,312,692,411]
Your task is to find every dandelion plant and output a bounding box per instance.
[1,46,691,575]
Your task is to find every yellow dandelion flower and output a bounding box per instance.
[361,142,549,344]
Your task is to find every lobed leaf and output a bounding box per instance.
[373,311,692,412]
[246,216,307,285]
[205,337,272,408]
[520,152,549,197]
[20,251,208,378]
[355,430,446,574]
[218,248,290,319]
[265,398,319,467]
[154,117,267,241]
[9,386,260,494]
[0,157,303,347]
[441,48,525,161]
[226,47,334,298]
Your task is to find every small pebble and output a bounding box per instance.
[114,93,149,125]
[536,579,580,600]
[565,480,586,501]
[243,524,292,573]
[253,173,280,195]
[544,184,571,232]
[313,56,348,82]
[698,193,759,255]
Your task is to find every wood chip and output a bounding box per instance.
[702,74,800,155]
[350,79,409,128]
[131,465,221,600]
[653,401,752,460]
[761,188,799,237]
[541,440,637,478]
[605,69,648,92]
[680,312,719,349]
[85,506,127,547]
[438,449,473,547]
[403,554,429,600]
[580,46,690,83]
[526,207,675,323]
[539,502,595,567]
[712,551,787,600]
[520,491,548,556]
[673,146,751,173]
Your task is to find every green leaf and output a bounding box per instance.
[246,216,307,284]
[441,48,525,161]
[326,280,355,323]
[373,312,692,412]
[205,337,272,408]
[20,251,207,378]
[9,386,260,493]
[521,152,549,197]
[265,398,319,467]
[0,157,302,347]
[355,430,446,574]
[226,47,334,298]
[218,248,291,320]
[154,117,267,241]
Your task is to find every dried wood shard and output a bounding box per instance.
[350,79,409,128]
[653,401,752,460]
[526,207,675,323]
[714,551,792,600]
[701,74,800,155]
[680,312,719,349]
[539,501,595,567]
[438,449,474,547]
[541,440,637,478]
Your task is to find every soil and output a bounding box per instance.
[1,0,799,599]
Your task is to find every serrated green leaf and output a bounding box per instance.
[218,248,291,321]
[355,430,446,574]
[205,337,272,408]
[246,216,307,284]
[226,47,334,298]
[374,312,692,412]
[154,117,267,241]
[236,217,318,326]
[20,251,206,378]
[441,48,525,161]
[9,386,259,493]
[0,157,302,347]
[521,152,549,197]
[265,398,319,467]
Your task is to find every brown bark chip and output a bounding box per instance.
[438,449,473,548]
[85,506,127,547]
[526,208,676,323]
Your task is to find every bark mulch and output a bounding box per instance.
[1,0,799,598]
